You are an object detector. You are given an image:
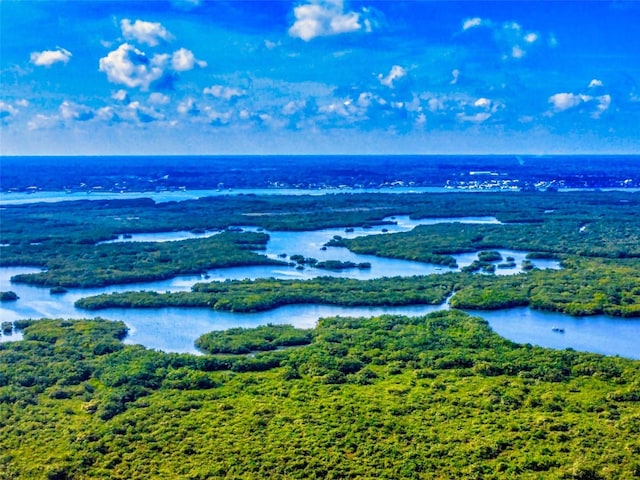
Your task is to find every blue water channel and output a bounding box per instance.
[1,216,638,359]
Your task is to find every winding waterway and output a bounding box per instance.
[1,216,638,359]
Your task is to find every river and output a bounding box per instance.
[1,217,638,359]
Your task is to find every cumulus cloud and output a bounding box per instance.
[59,101,94,121]
[30,47,72,67]
[549,92,584,111]
[378,65,407,88]
[121,19,173,46]
[99,43,169,90]
[289,0,374,41]
[203,85,246,100]
[474,98,491,109]
[548,90,611,118]
[171,48,207,71]
[589,79,604,88]
[462,17,483,31]
[149,92,170,105]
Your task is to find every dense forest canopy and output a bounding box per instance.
[1,189,640,478]
[2,313,640,479]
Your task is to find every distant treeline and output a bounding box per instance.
[2,155,639,191]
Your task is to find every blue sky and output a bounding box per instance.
[1,0,639,155]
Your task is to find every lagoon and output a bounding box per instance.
[1,217,637,359]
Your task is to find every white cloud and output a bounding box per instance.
[474,98,491,109]
[357,92,374,108]
[177,97,199,115]
[149,92,170,105]
[265,40,281,50]
[462,17,483,31]
[126,101,164,123]
[319,100,351,117]
[511,45,525,59]
[171,48,207,71]
[462,17,546,60]
[549,92,583,111]
[289,0,373,41]
[378,65,407,88]
[30,47,72,67]
[0,101,19,120]
[457,112,491,124]
[112,89,129,102]
[99,43,168,90]
[450,69,460,85]
[205,108,233,125]
[121,19,173,46]
[589,79,604,88]
[59,101,94,121]
[548,91,611,118]
[504,21,521,32]
[282,100,303,116]
[203,85,246,100]
[96,107,116,122]
[27,114,59,130]
[593,94,611,118]
[427,98,444,113]
[16,99,30,108]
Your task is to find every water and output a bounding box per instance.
[476,307,640,358]
[3,187,638,206]
[0,217,636,359]
[0,187,456,206]
[97,216,540,281]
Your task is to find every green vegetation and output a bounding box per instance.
[478,250,503,262]
[1,313,639,479]
[315,260,371,270]
[196,324,314,354]
[3,190,640,477]
[0,291,19,301]
[75,275,454,312]
[449,257,640,316]
[3,190,639,245]
[49,286,69,294]
[6,232,281,288]
[75,256,640,318]
[332,218,640,264]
